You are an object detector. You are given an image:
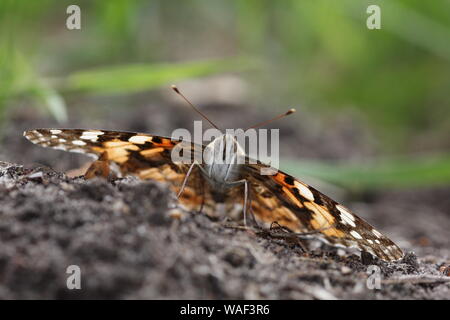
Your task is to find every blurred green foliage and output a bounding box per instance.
[284,154,450,191]
[0,0,449,187]
[61,57,260,94]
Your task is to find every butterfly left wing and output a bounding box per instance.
[24,128,183,162]
[23,128,210,210]
[243,163,404,261]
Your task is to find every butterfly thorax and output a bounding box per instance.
[202,133,246,190]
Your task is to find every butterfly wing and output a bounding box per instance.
[243,163,404,261]
[23,128,208,210]
[24,128,184,161]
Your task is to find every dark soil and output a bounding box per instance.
[0,100,449,299]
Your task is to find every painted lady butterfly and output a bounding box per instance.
[23,87,403,261]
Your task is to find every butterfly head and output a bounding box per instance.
[171,84,295,187]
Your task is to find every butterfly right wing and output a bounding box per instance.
[242,163,404,261]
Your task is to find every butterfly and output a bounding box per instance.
[23,86,404,262]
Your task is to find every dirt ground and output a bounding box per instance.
[0,100,449,299]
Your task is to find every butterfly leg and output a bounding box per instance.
[176,161,206,214]
[177,161,197,199]
[246,187,261,228]
[197,174,206,214]
[224,179,250,227]
[242,179,249,227]
[84,152,110,179]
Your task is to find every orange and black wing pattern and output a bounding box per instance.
[23,128,207,210]
[24,128,404,261]
[243,163,404,261]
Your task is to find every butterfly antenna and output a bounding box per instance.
[171,85,220,130]
[245,108,296,130]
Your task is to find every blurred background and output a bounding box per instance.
[0,0,449,191]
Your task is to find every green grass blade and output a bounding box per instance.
[30,84,68,123]
[61,57,259,94]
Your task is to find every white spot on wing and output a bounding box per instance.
[350,230,363,239]
[80,131,104,141]
[336,205,356,227]
[294,181,314,201]
[372,229,383,238]
[382,247,392,257]
[83,130,104,135]
[72,140,86,146]
[50,129,62,134]
[129,135,151,144]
